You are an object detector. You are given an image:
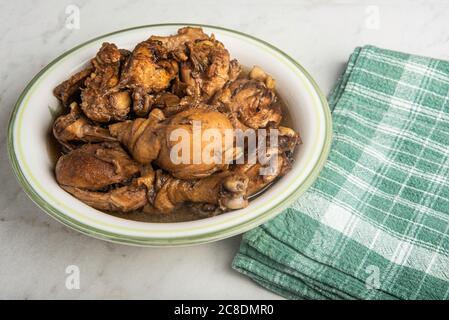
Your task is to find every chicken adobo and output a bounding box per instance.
[52,27,300,222]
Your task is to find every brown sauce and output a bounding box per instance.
[47,106,66,166]
[111,206,217,223]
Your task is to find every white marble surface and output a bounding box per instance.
[1,0,449,299]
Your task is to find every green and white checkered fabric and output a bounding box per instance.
[232,46,449,300]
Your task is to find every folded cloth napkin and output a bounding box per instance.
[232,45,449,300]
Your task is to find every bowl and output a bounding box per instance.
[8,24,332,246]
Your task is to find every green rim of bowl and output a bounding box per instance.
[7,23,332,246]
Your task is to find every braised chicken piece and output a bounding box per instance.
[80,43,132,123]
[120,39,179,116]
[233,154,288,196]
[53,102,116,150]
[55,142,140,190]
[109,108,239,179]
[136,165,248,213]
[150,92,182,116]
[62,184,148,212]
[121,40,178,92]
[151,170,248,213]
[56,142,145,212]
[63,159,249,214]
[156,107,239,179]
[53,67,93,106]
[233,126,300,196]
[179,36,241,101]
[212,66,281,129]
[108,108,165,164]
[51,27,301,219]
[131,91,195,117]
[248,66,276,89]
[149,26,208,54]
[277,126,302,152]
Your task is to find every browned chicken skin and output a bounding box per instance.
[53,67,93,106]
[52,27,300,218]
[57,144,249,213]
[151,171,249,212]
[157,107,238,179]
[56,142,147,212]
[120,40,180,117]
[180,36,241,101]
[149,27,208,53]
[108,108,165,164]
[80,43,132,123]
[55,142,140,190]
[137,165,249,213]
[233,126,299,196]
[62,184,148,213]
[122,40,178,90]
[212,66,282,129]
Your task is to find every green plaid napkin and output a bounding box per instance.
[232,45,449,300]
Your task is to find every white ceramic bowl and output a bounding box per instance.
[8,24,332,246]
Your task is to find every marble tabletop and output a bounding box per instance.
[1,0,449,299]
